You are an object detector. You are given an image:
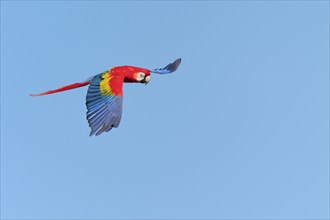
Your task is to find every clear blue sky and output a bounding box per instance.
[1,1,329,219]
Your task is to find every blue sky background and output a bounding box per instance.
[1,1,329,219]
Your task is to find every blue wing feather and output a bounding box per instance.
[151,58,182,74]
[86,74,123,136]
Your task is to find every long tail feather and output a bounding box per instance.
[30,80,91,96]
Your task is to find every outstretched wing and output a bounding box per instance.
[86,69,124,136]
[151,58,182,74]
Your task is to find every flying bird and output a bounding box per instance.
[30,58,181,136]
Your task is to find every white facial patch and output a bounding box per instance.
[136,72,145,82]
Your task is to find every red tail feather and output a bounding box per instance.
[30,81,91,96]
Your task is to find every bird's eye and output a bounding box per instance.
[136,72,145,81]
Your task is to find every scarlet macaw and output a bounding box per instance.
[31,58,181,136]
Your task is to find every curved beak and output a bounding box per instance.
[141,75,150,85]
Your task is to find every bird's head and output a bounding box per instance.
[123,58,181,85]
[124,67,151,84]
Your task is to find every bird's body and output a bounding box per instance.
[31,58,181,136]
